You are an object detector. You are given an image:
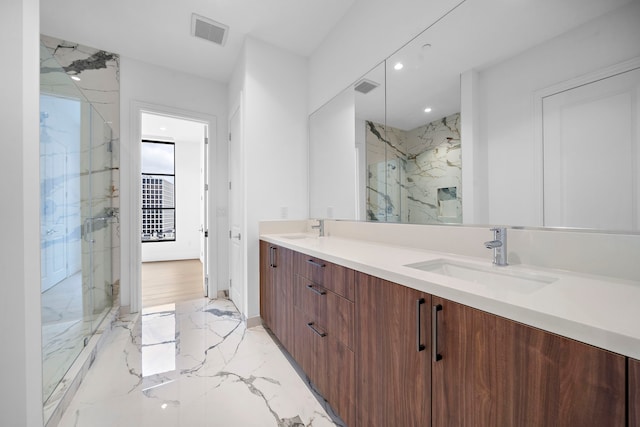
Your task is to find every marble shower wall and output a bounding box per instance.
[366,113,461,224]
[41,34,120,300]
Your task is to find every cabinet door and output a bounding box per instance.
[328,337,355,427]
[431,297,498,426]
[272,245,294,350]
[356,273,431,427]
[431,296,626,427]
[631,358,640,427]
[259,241,274,329]
[497,318,626,427]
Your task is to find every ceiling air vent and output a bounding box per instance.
[191,13,229,46]
[354,78,379,94]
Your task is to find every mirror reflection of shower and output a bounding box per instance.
[365,113,462,224]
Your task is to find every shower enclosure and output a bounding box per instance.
[40,42,117,408]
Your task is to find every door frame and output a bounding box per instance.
[228,93,246,317]
[127,101,217,313]
[533,56,640,226]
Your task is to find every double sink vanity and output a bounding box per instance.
[259,220,640,427]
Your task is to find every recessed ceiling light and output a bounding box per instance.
[159,127,167,131]
[70,75,81,81]
[394,62,404,71]
[424,108,432,113]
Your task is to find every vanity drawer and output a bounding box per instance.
[295,253,355,301]
[327,291,354,350]
[293,274,327,327]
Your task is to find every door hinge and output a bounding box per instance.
[229,181,232,190]
[204,230,209,237]
[229,133,232,141]
[229,278,232,287]
[204,183,209,191]
[229,230,231,238]
[205,137,209,145]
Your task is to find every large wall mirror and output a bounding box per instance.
[309,0,640,231]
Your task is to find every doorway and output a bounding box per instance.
[140,112,210,307]
[228,104,244,315]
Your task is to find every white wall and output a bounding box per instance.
[120,57,228,311]
[474,1,640,226]
[141,137,202,262]
[0,0,42,425]
[308,0,464,113]
[229,37,309,320]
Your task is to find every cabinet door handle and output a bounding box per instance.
[306,259,326,268]
[269,246,273,267]
[416,298,426,352]
[306,322,327,337]
[433,304,443,362]
[271,247,277,268]
[306,284,326,296]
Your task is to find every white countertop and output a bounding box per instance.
[260,233,640,359]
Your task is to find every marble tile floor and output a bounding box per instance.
[57,298,342,427]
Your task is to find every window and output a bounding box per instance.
[141,140,175,242]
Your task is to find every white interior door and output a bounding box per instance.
[543,67,640,230]
[228,105,244,314]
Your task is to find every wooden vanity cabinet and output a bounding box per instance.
[431,296,626,427]
[259,242,294,350]
[356,273,431,427]
[293,251,356,427]
[259,241,273,327]
[631,358,640,427]
[261,243,629,427]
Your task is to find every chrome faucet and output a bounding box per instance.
[484,227,508,266]
[311,219,325,237]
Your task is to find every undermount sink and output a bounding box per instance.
[281,234,315,240]
[405,259,557,292]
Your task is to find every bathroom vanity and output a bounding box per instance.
[259,223,640,427]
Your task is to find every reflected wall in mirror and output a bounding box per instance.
[309,84,358,219]
[308,0,640,231]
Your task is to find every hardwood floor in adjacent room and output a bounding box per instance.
[142,259,204,308]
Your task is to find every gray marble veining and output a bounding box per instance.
[57,298,341,427]
[366,113,462,223]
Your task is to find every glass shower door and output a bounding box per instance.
[40,44,115,406]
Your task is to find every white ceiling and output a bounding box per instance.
[40,0,356,83]
[352,0,634,131]
[141,113,206,144]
